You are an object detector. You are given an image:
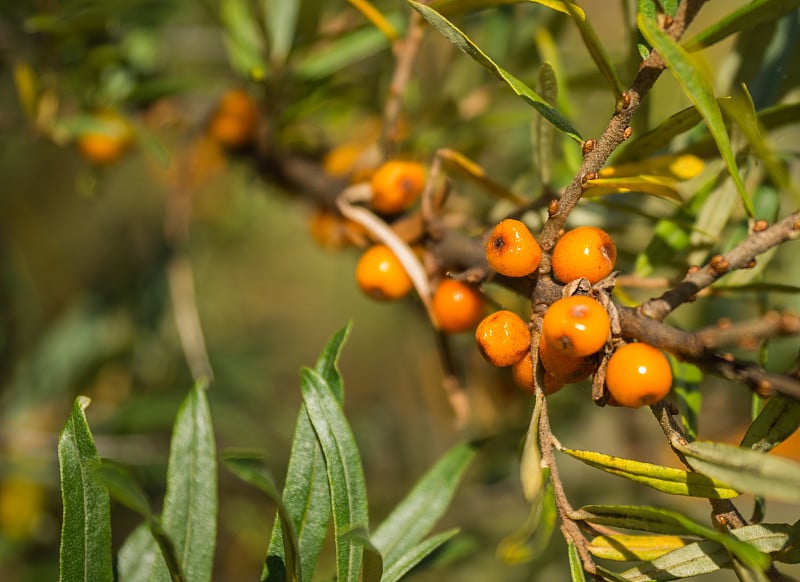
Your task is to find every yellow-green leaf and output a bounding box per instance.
[600,154,704,181]
[438,149,527,205]
[430,0,584,19]
[409,0,582,142]
[638,14,753,216]
[588,533,690,562]
[559,447,739,498]
[583,176,685,203]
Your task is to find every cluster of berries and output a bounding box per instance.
[477,219,672,408]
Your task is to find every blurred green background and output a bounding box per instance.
[2,0,800,580]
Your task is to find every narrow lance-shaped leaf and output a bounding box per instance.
[588,533,690,562]
[381,529,460,582]
[534,62,558,188]
[264,324,351,582]
[372,442,475,568]
[430,0,585,19]
[340,526,382,582]
[265,0,299,65]
[559,447,739,498]
[301,367,369,582]
[683,0,800,52]
[572,505,770,570]
[221,0,268,78]
[58,396,113,582]
[563,1,624,102]
[118,524,158,582]
[638,13,753,216]
[408,0,582,142]
[150,383,217,582]
[497,476,556,564]
[741,396,800,453]
[568,542,588,582]
[676,440,800,504]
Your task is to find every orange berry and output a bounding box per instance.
[76,110,134,165]
[370,160,426,214]
[309,208,369,250]
[485,219,542,277]
[538,334,598,386]
[542,295,609,357]
[512,352,564,396]
[208,88,259,148]
[605,343,672,408]
[552,226,617,284]
[475,310,530,367]
[432,279,485,333]
[355,244,412,300]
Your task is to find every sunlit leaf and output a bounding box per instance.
[58,396,113,582]
[372,443,475,568]
[568,541,588,581]
[583,176,685,203]
[265,0,299,65]
[741,396,800,453]
[573,505,770,570]
[150,383,217,582]
[13,62,38,120]
[381,529,460,582]
[600,155,704,181]
[301,367,368,582]
[588,533,689,562]
[409,0,582,142]
[534,62,558,187]
[559,447,739,498]
[438,149,527,205]
[221,0,268,78]
[683,0,800,52]
[520,398,543,502]
[294,25,392,79]
[347,0,398,41]
[677,441,800,503]
[563,1,623,101]
[638,13,753,216]
[430,0,584,19]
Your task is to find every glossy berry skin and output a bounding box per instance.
[432,279,485,333]
[208,89,259,149]
[512,352,565,396]
[605,343,672,408]
[485,219,542,277]
[77,111,134,165]
[538,334,598,388]
[370,160,426,214]
[355,245,412,301]
[542,295,609,357]
[475,310,530,367]
[552,226,617,284]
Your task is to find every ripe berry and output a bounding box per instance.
[475,310,530,367]
[552,226,617,284]
[485,219,542,277]
[605,343,672,408]
[432,279,485,333]
[542,295,609,357]
[355,244,412,300]
[538,334,598,387]
[76,110,134,165]
[208,88,259,149]
[370,160,426,214]
[512,352,565,396]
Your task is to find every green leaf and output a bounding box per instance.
[408,0,582,142]
[520,397,543,502]
[559,447,739,498]
[617,102,707,161]
[265,325,351,582]
[339,526,383,582]
[150,383,217,582]
[430,0,585,19]
[118,524,158,582]
[563,1,623,102]
[294,25,392,79]
[573,505,770,570]
[58,396,113,582]
[672,361,702,441]
[582,176,685,203]
[301,367,369,582]
[638,13,753,216]
[741,396,800,453]
[683,0,800,52]
[588,533,689,562]
[265,0,299,65]
[224,454,301,581]
[372,443,475,568]
[497,477,556,564]
[381,529,460,582]
[568,542,588,581]
[636,0,657,60]
[534,62,558,187]
[676,441,800,503]
[221,0,268,79]
[92,460,152,519]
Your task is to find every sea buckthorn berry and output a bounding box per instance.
[208,88,259,149]
[485,219,542,277]
[512,352,564,396]
[432,279,485,333]
[369,160,426,214]
[355,244,412,301]
[542,295,610,357]
[76,110,134,165]
[538,334,597,386]
[551,226,617,284]
[605,342,672,408]
[475,310,530,367]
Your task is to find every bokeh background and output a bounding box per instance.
[1,1,800,580]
